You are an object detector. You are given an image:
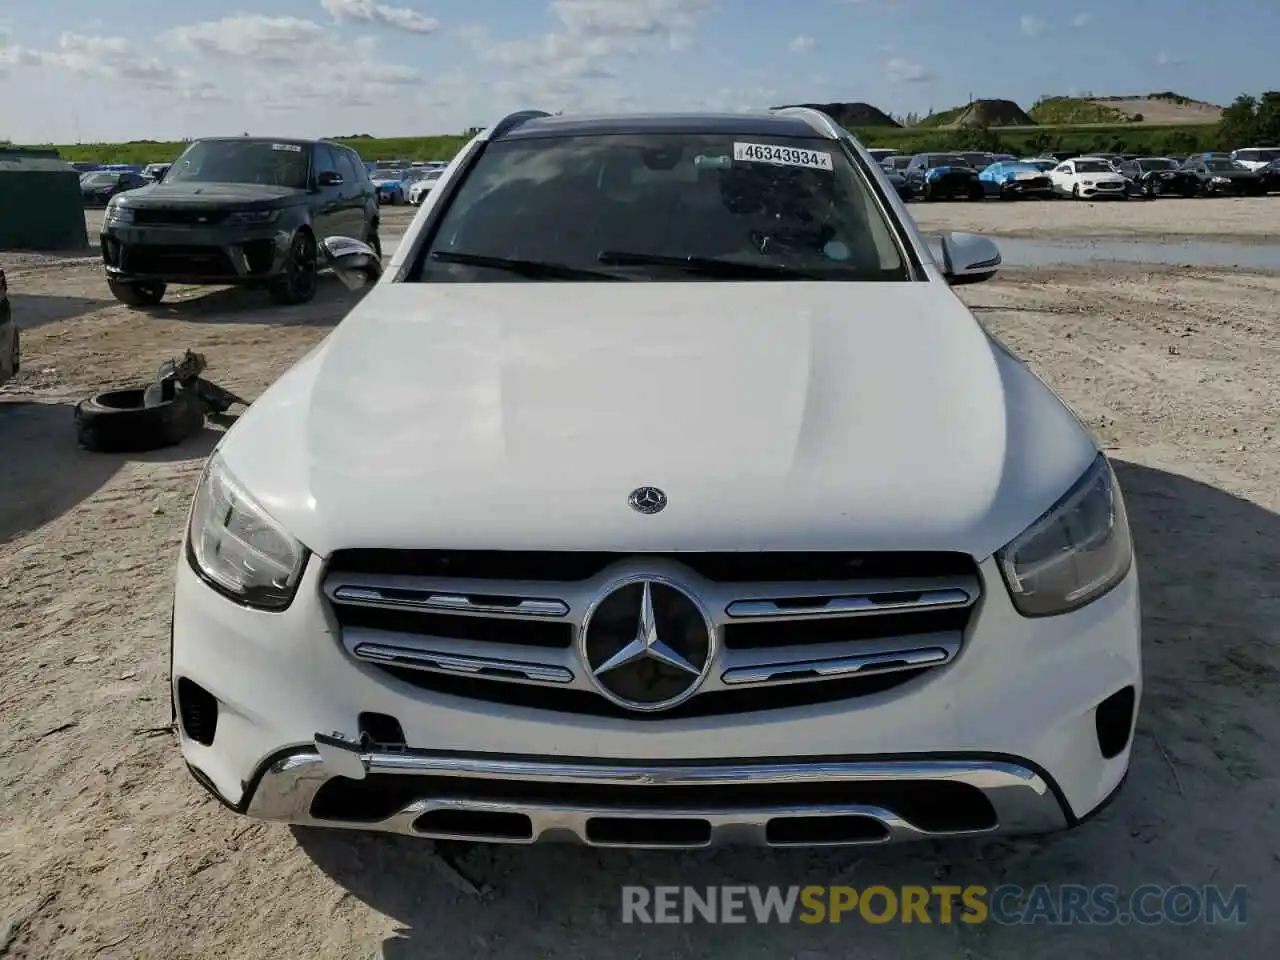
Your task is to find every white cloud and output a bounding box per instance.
[462,0,714,104]
[1155,49,1186,66]
[552,0,713,49]
[886,56,930,83]
[320,0,440,34]
[5,32,180,87]
[1070,11,1094,26]
[788,35,815,53]
[162,16,332,63]
[1020,14,1046,36]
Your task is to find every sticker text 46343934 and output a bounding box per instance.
[733,142,834,171]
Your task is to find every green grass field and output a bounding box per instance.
[34,120,1223,166]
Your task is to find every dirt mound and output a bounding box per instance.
[946,99,1034,127]
[1090,95,1223,125]
[772,102,901,128]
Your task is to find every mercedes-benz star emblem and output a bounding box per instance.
[580,577,715,712]
[628,486,667,515]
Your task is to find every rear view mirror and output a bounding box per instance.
[317,171,344,187]
[938,232,1001,285]
[321,236,382,290]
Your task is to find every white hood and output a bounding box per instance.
[218,282,1097,559]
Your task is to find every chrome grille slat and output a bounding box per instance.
[721,646,951,687]
[330,583,569,619]
[353,642,575,685]
[325,555,980,714]
[725,587,972,620]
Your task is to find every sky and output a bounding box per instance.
[0,0,1275,144]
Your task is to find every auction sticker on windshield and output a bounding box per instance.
[272,143,302,152]
[733,142,834,171]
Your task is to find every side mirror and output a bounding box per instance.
[320,236,382,290]
[938,231,1001,286]
[317,171,344,187]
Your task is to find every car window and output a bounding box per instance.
[413,132,910,283]
[166,140,310,189]
[331,149,357,183]
[1205,159,1244,172]
[314,144,343,179]
[1074,160,1112,173]
[1235,149,1280,163]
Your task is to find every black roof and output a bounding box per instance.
[496,111,835,142]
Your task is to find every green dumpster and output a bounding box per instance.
[0,149,90,250]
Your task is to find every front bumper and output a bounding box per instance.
[1206,179,1265,195]
[100,223,293,285]
[172,553,1142,848]
[1075,183,1128,199]
[997,179,1053,198]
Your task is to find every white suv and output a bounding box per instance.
[172,108,1141,850]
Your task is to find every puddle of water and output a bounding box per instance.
[990,237,1280,270]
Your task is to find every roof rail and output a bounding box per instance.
[769,106,844,140]
[488,110,554,141]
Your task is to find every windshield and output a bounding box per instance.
[164,140,310,189]
[927,155,968,168]
[1235,148,1280,163]
[372,169,403,180]
[81,172,118,186]
[1074,160,1113,173]
[1140,158,1177,170]
[413,133,909,283]
[1205,159,1246,172]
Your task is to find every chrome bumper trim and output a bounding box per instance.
[240,738,1070,847]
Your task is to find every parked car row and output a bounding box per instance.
[873,146,1280,201]
[367,161,449,205]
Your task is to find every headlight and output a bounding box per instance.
[186,453,307,610]
[996,454,1132,617]
[226,209,281,225]
[1081,180,1094,186]
[105,204,133,224]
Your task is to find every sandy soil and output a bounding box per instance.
[1090,97,1224,125]
[909,195,1280,241]
[2,205,1279,958]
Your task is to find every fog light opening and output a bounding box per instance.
[176,677,219,746]
[1095,685,1137,759]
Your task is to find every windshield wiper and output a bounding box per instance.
[596,251,824,279]
[429,251,627,280]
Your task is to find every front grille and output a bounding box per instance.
[1096,181,1123,190]
[131,208,229,226]
[325,551,980,719]
[121,244,236,277]
[309,772,998,835]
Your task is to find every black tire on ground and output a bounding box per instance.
[268,230,319,306]
[74,386,206,453]
[1072,184,1082,200]
[107,278,166,307]
[366,225,383,261]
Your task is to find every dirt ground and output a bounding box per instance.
[2,205,1279,959]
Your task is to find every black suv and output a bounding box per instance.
[99,137,379,307]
